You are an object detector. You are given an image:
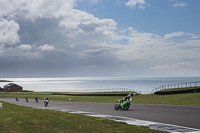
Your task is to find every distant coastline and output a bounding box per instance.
[0,80,13,82]
[1,77,200,93]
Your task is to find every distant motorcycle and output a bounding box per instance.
[25,97,28,102]
[35,97,38,103]
[114,99,131,110]
[44,98,49,107]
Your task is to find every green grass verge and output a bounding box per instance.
[53,91,134,94]
[0,94,122,103]
[1,92,200,106]
[133,93,200,106]
[0,102,166,133]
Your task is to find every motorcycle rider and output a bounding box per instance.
[119,95,131,105]
[44,98,49,107]
[35,97,38,103]
[115,94,131,110]
[25,97,28,102]
[123,95,130,101]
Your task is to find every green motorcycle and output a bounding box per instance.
[114,99,131,110]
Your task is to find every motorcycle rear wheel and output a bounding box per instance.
[114,104,119,110]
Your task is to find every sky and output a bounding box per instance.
[0,0,200,78]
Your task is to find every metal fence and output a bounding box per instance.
[151,81,200,93]
[0,88,144,94]
[66,88,133,93]
[0,92,52,95]
[0,88,132,94]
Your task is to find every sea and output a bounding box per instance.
[0,77,200,94]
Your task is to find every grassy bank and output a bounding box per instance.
[159,86,200,92]
[1,92,199,132]
[0,94,122,103]
[154,86,200,95]
[1,92,200,106]
[0,102,166,133]
[133,93,200,106]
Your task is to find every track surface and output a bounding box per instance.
[1,98,200,129]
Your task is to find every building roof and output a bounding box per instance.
[4,83,22,88]
[0,87,5,91]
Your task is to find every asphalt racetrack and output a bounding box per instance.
[1,98,200,130]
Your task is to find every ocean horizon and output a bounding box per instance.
[0,77,200,94]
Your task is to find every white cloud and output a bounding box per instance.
[126,0,150,9]
[0,0,25,18]
[17,44,32,50]
[20,0,75,20]
[164,32,185,39]
[164,32,197,39]
[111,28,200,75]
[173,2,187,7]
[0,0,119,60]
[59,9,118,40]
[0,0,199,77]
[0,0,118,41]
[0,19,20,46]
[77,0,99,4]
[39,44,55,51]
[0,0,76,20]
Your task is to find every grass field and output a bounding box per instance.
[0,102,166,133]
[1,92,199,132]
[1,92,200,106]
[134,93,200,106]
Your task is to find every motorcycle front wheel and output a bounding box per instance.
[124,104,130,110]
